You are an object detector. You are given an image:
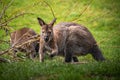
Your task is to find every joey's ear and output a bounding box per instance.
[50,18,57,26]
[37,17,46,26]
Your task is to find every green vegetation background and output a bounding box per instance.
[0,0,120,80]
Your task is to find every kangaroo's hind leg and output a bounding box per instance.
[72,56,79,62]
[64,44,73,63]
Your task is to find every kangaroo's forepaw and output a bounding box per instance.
[49,54,54,58]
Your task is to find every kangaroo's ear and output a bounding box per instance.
[50,18,57,26]
[37,17,46,26]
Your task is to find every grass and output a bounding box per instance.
[0,60,120,80]
[0,0,120,80]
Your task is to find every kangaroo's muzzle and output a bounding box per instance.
[44,36,49,42]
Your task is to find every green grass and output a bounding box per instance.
[0,60,120,80]
[0,0,120,80]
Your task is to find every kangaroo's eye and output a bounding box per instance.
[42,31,45,33]
[48,32,51,34]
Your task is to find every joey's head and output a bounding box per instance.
[37,17,56,42]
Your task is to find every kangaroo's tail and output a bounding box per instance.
[90,45,105,61]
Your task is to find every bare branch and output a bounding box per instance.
[0,40,10,44]
[12,30,39,47]
[76,11,111,24]
[0,0,14,20]
[0,35,40,56]
[64,2,79,20]
[0,12,34,27]
[0,48,10,56]
[14,35,40,49]
[88,11,111,23]
[43,1,56,19]
[72,0,94,22]
[9,0,41,18]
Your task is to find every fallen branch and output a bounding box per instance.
[0,57,10,63]
[70,61,88,64]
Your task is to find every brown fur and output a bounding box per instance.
[37,18,105,62]
[10,27,39,59]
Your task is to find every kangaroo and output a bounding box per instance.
[10,27,39,59]
[37,17,105,62]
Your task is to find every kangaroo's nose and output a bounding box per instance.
[44,36,49,42]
